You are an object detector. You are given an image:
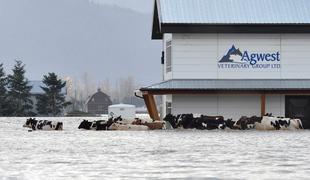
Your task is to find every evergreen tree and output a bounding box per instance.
[7,60,33,116]
[36,72,70,116]
[0,63,8,116]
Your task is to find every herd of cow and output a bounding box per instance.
[163,113,304,130]
[22,113,304,131]
[22,117,166,131]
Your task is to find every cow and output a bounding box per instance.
[145,121,165,130]
[78,116,122,130]
[234,116,262,130]
[108,122,149,131]
[23,118,63,131]
[178,114,195,129]
[163,114,179,129]
[255,116,303,130]
[225,119,237,129]
[197,115,226,130]
[163,114,228,130]
[78,119,113,130]
[132,118,165,130]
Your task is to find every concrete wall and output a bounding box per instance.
[171,94,285,121]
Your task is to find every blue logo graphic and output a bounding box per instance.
[219,45,243,63]
[219,45,280,66]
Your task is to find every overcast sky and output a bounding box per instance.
[90,0,153,13]
[0,0,160,86]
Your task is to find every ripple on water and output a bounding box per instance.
[1,118,310,180]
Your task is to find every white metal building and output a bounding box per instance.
[140,0,310,128]
[108,104,136,119]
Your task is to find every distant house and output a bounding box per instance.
[29,81,67,115]
[86,89,112,115]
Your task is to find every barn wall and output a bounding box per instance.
[171,94,284,120]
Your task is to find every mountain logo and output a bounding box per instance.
[219,45,281,66]
[219,45,243,63]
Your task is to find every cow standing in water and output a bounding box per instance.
[23,118,63,131]
[255,115,303,130]
[234,116,263,130]
[78,119,114,130]
[163,114,229,130]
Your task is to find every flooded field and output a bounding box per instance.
[1,117,310,180]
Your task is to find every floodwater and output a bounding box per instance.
[1,117,310,180]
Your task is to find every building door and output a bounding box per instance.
[285,96,310,129]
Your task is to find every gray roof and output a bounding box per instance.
[157,0,310,24]
[29,81,66,95]
[141,79,310,91]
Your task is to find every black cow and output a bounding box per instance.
[198,115,225,130]
[179,114,195,129]
[225,119,236,129]
[23,118,63,131]
[163,114,179,129]
[78,120,112,130]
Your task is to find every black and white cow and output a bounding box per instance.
[255,115,303,130]
[163,114,229,130]
[78,119,113,130]
[23,118,63,130]
[78,116,122,130]
[197,115,226,130]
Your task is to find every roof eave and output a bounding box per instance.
[160,23,310,34]
[151,0,163,40]
[140,88,310,95]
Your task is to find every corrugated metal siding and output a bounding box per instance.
[158,0,310,24]
[143,79,310,90]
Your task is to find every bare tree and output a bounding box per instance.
[65,74,147,114]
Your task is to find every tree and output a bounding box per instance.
[36,72,71,116]
[0,63,8,116]
[7,60,33,116]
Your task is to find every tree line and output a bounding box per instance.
[0,61,70,117]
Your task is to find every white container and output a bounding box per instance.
[108,104,136,119]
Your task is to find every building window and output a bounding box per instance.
[166,102,172,115]
[166,41,172,72]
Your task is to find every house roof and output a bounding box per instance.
[140,79,310,94]
[86,89,111,105]
[152,0,310,39]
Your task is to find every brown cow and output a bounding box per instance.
[131,118,164,130]
[144,121,165,130]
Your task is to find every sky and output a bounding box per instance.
[0,0,160,86]
[90,0,153,13]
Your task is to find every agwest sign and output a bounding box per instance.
[218,45,281,69]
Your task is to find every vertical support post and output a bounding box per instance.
[261,94,266,116]
[142,91,160,121]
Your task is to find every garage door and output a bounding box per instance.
[285,96,310,129]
